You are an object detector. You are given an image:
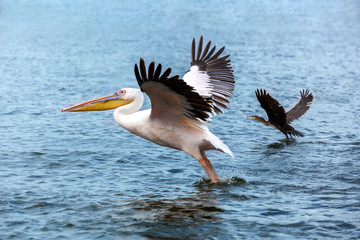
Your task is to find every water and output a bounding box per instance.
[1,0,359,239]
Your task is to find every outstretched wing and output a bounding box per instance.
[182,35,235,115]
[134,58,212,122]
[255,89,287,125]
[286,89,313,123]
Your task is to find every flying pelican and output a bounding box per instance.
[248,89,313,139]
[62,36,235,183]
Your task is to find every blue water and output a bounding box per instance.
[1,0,360,239]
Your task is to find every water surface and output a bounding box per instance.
[1,0,359,239]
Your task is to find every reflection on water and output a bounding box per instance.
[110,178,250,239]
[266,139,296,149]
[112,190,222,239]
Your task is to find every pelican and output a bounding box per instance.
[62,36,235,183]
[248,89,313,139]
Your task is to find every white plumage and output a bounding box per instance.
[183,65,213,98]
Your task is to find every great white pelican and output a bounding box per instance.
[62,36,235,183]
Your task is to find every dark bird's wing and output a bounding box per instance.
[286,89,313,124]
[255,89,287,125]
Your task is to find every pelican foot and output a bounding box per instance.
[211,178,228,184]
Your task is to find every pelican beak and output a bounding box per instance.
[247,116,255,120]
[61,93,134,112]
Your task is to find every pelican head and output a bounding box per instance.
[62,88,143,112]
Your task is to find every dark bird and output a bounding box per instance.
[248,89,313,139]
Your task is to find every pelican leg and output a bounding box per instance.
[198,153,220,183]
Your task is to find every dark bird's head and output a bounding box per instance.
[247,115,268,125]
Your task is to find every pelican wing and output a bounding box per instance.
[182,35,235,114]
[256,89,287,125]
[135,58,212,122]
[286,89,313,123]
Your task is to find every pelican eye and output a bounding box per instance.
[115,89,126,96]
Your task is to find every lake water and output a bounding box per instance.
[1,0,359,239]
